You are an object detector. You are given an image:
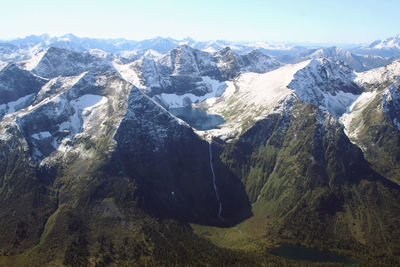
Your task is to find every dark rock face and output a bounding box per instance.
[113,87,251,226]
[0,63,46,105]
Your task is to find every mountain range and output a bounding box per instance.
[0,34,400,266]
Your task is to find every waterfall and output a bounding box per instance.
[209,142,223,220]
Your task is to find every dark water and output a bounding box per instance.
[269,244,357,264]
[169,107,225,130]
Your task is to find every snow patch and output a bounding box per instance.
[355,60,400,85]
[202,60,311,140]
[0,61,7,71]
[24,49,47,71]
[89,48,108,58]
[202,47,217,53]
[155,77,227,108]
[143,49,163,59]
[340,91,377,140]
[71,94,107,113]
[55,94,108,153]
[320,90,360,117]
[31,131,51,140]
[118,50,139,59]
[113,60,145,89]
[0,93,36,117]
[64,94,108,133]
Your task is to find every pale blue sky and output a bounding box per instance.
[3,0,399,43]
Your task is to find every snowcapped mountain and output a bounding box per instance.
[23,47,114,78]
[369,34,400,49]
[0,34,309,63]
[340,59,400,182]
[1,35,400,266]
[5,33,139,53]
[288,57,361,117]
[203,60,310,139]
[3,38,397,168]
[2,34,395,72]
[0,63,47,118]
[113,45,282,109]
[198,57,363,139]
[352,34,400,57]
[280,46,390,71]
[9,72,130,162]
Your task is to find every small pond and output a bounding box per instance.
[169,107,225,130]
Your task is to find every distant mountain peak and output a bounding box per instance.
[365,34,400,50]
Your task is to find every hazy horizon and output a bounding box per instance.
[3,0,400,44]
[1,32,396,48]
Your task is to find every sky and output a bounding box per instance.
[3,0,400,44]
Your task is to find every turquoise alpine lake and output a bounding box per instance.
[169,107,225,130]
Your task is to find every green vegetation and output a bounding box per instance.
[350,92,400,184]
[218,102,400,264]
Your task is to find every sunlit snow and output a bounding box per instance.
[31,131,51,140]
[202,60,311,139]
[155,76,227,108]
[0,93,36,117]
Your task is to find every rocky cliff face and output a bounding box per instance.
[340,60,400,183]
[0,63,47,118]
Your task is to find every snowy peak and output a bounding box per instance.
[135,36,179,54]
[31,47,114,78]
[291,58,360,94]
[369,34,400,49]
[178,37,196,46]
[7,33,139,54]
[310,46,352,59]
[355,59,400,86]
[139,45,221,96]
[156,45,208,75]
[215,47,239,79]
[168,45,203,75]
[143,49,163,59]
[237,49,282,73]
[214,47,282,78]
[127,45,284,108]
[353,34,400,57]
[0,63,46,117]
[10,71,132,162]
[201,60,310,139]
[300,46,391,72]
[341,59,400,140]
[200,57,367,140]
[1,34,300,57]
[289,58,361,117]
